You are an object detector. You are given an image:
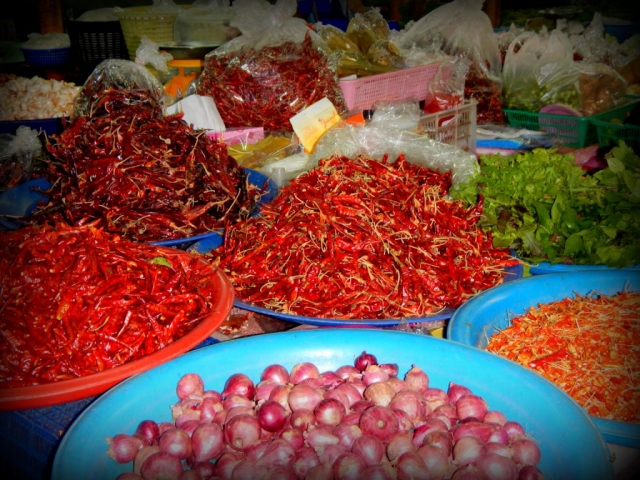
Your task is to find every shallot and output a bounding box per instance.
[106,357,544,479]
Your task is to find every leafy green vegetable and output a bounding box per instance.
[450,142,640,268]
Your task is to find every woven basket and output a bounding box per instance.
[67,20,129,69]
[115,6,181,60]
[20,47,71,68]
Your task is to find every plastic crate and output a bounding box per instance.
[418,100,477,153]
[20,47,71,68]
[339,62,441,113]
[592,119,640,152]
[67,20,129,69]
[504,98,640,148]
[115,6,182,60]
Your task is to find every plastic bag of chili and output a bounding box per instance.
[195,0,347,131]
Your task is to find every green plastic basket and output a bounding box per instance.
[505,97,640,148]
[592,119,640,151]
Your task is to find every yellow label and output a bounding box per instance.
[289,97,341,153]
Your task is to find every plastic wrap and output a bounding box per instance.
[305,123,479,187]
[363,8,390,41]
[503,29,580,112]
[366,39,403,68]
[577,61,628,116]
[395,0,503,124]
[369,100,421,132]
[196,0,346,131]
[173,2,237,42]
[72,59,165,119]
[135,37,173,73]
[76,8,119,22]
[423,56,469,114]
[0,127,40,190]
[346,13,379,55]
[20,33,70,49]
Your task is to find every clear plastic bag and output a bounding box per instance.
[135,37,173,73]
[196,0,346,131]
[503,29,580,112]
[423,56,470,114]
[72,59,165,119]
[173,1,237,42]
[369,100,421,132]
[577,61,628,116]
[305,122,479,188]
[346,13,380,55]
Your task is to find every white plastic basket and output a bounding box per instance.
[339,63,441,113]
[419,100,477,153]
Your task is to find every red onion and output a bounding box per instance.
[315,444,348,464]
[386,377,408,393]
[135,420,160,445]
[484,410,507,426]
[222,373,255,400]
[179,420,201,437]
[158,422,175,435]
[255,438,296,469]
[392,408,413,433]
[178,469,203,480]
[333,422,362,449]
[433,404,458,424]
[289,362,320,384]
[177,373,205,401]
[263,465,297,480]
[191,423,224,463]
[333,452,367,479]
[427,413,453,430]
[223,394,254,411]
[448,382,473,404]
[485,442,514,459]
[403,366,429,392]
[343,411,363,426]
[510,438,541,466]
[230,459,260,480]
[304,463,333,480]
[276,427,305,450]
[293,447,320,478]
[395,451,430,480]
[386,432,416,462]
[107,434,144,464]
[517,465,545,480]
[354,351,378,371]
[158,428,192,460]
[245,439,271,462]
[268,384,293,413]
[335,365,362,381]
[412,418,449,447]
[290,408,316,431]
[487,427,509,445]
[319,370,342,388]
[422,387,449,411]
[257,400,287,432]
[334,383,364,405]
[288,383,323,412]
[362,463,394,480]
[175,411,201,428]
[203,390,222,402]
[453,436,486,466]
[314,397,346,426]
[502,421,526,442]
[300,376,326,389]
[350,400,374,413]
[476,452,519,480]
[362,365,390,386]
[453,421,498,443]
[324,388,351,411]
[378,363,399,377]
[349,380,367,396]
[423,430,453,453]
[254,380,278,404]
[416,444,450,478]
[224,406,255,424]
[213,410,228,426]
[140,451,184,480]
[359,405,399,442]
[389,389,428,424]
[451,465,491,480]
[116,474,143,480]
[134,446,160,476]
[457,395,489,422]
[215,451,245,480]
[363,381,396,406]
[352,434,385,466]
[198,398,223,423]
[224,414,261,451]
[260,364,290,385]
[305,426,339,448]
[191,461,216,479]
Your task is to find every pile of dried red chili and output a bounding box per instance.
[196,34,347,131]
[36,87,255,243]
[210,154,519,319]
[486,291,640,423]
[0,222,226,388]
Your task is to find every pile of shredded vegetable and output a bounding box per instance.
[486,291,640,423]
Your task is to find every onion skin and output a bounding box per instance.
[510,438,541,466]
[452,465,491,480]
[362,463,394,480]
[359,406,400,442]
[290,408,316,431]
[224,414,261,451]
[116,474,143,480]
[453,421,498,443]
[351,434,385,466]
[191,423,224,463]
[517,465,545,480]
[362,365,390,386]
[333,452,367,480]
[258,400,287,433]
[416,444,450,478]
[289,362,320,384]
[448,382,473,404]
[333,422,363,449]
[304,463,333,480]
[140,451,184,480]
[177,374,205,401]
[396,451,430,480]
[288,384,323,412]
[260,364,290,385]
[229,459,260,480]
[314,397,347,426]
[222,373,255,400]
[404,366,429,392]
[457,395,489,422]
[484,410,507,426]
[293,446,320,478]
[134,446,160,476]
[422,430,453,453]
[354,351,378,372]
[215,451,245,480]
[475,452,519,480]
[502,421,526,442]
[453,436,486,466]
[315,443,348,464]
[178,469,203,480]
[263,465,297,480]
[255,438,296,469]
[107,433,144,464]
[389,389,429,425]
[386,432,416,462]
[363,381,396,407]
[158,428,193,460]
[191,461,216,479]
[135,420,160,445]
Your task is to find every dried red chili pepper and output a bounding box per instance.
[32,87,256,243]
[208,155,518,320]
[0,222,225,388]
[196,34,347,131]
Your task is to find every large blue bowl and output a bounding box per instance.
[447,270,640,448]
[52,329,613,480]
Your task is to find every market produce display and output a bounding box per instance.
[37,85,255,243]
[105,351,545,479]
[196,34,347,131]
[486,290,640,424]
[0,74,80,121]
[451,143,640,267]
[0,222,229,388]
[210,154,519,319]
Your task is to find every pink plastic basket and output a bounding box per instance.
[339,62,441,113]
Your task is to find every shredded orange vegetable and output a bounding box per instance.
[486,291,640,423]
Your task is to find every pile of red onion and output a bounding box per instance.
[107,352,544,480]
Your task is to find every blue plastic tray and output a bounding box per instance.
[447,270,640,448]
[52,329,613,480]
